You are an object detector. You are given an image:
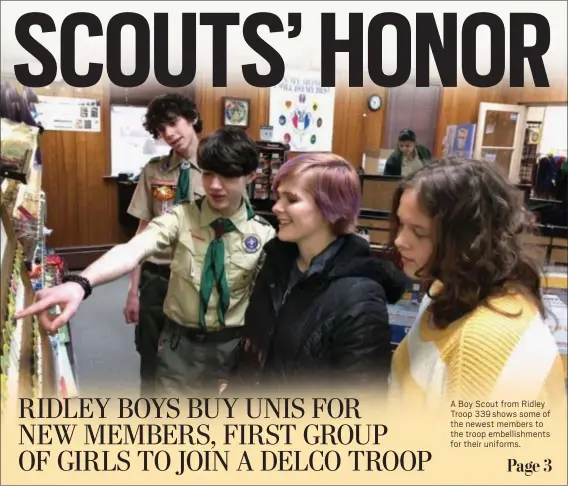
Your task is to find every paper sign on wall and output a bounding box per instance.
[268,69,335,152]
[36,95,101,132]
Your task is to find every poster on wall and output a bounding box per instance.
[36,95,101,132]
[268,69,335,152]
[444,124,476,158]
[110,105,172,176]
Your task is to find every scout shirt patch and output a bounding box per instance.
[152,184,176,201]
[152,180,176,213]
[243,234,261,253]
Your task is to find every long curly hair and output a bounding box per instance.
[389,157,544,328]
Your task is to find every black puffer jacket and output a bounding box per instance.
[222,234,407,391]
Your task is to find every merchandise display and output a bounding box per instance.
[1,241,25,410]
[249,141,288,212]
[0,118,39,183]
[1,207,55,416]
[1,104,78,406]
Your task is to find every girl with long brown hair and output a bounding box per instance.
[388,157,566,405]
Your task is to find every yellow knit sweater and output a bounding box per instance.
[389,287,566,407]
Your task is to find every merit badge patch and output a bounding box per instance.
[152,185,175,201]
[243,234,261,253]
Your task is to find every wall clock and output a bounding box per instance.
[367,94,382,112]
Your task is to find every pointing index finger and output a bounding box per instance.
[14,298,57,319]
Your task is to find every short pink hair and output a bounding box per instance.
[272,153,362,235]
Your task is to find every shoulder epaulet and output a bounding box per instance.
[148,155,165,164]
[253,214,273,227]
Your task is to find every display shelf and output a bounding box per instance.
[7,275,26,397]
[0,231,49,416]
[0,118,40,186]
[1,85,66,408]
[248,141,288,213]
[0,178,21,220]
[1,156,77,408]
[0,211,8,269]
[23,191,79,398]
[1,207,18,330]
[34,253,79,398]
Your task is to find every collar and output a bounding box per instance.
[265,236,347,277]
[170,150,200,172]
[304,237,346,277]
[198,197,252,234]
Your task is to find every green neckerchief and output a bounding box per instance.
[198,198,255,330]
[175,162,191,203]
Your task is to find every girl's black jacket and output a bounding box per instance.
[220,234,407,391]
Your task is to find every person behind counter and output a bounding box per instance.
[219,153,407,394]
[15,127,277,397]
[383,129,431,176]
[388,157,566,406]
[123,93,206,397]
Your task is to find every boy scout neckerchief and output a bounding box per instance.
[198,198,255,331]
[174,163,190,203]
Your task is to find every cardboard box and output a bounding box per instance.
[362,149,394,174]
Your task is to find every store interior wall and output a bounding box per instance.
[2,72,567,266]
[539,106,568,156]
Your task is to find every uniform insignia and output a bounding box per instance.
[181,161,192,170]
[243,234,261,253]
[152,185,176,201]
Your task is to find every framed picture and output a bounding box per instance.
[222,97,250,128]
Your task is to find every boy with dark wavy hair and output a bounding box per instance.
[125,93,205,396]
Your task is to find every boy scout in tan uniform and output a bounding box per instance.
[16,126,276,398]
[138,194,276,395]
[128,151,204,223]
[127,150,204,396]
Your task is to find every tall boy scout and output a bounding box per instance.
[124,94,205,396]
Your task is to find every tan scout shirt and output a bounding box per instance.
[127,151,204,264]
[134,198,276,331]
